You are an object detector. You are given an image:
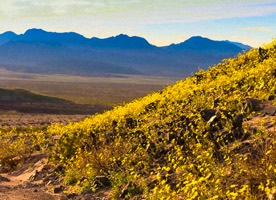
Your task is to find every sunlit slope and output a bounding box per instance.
[49,40,276,199]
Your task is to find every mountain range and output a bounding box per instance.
[0,28,251,77]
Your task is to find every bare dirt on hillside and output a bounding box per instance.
[0,105,111,199]
[0,154,110,200]
[0,154,57,200]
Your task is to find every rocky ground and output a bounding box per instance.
[0,153,110,200]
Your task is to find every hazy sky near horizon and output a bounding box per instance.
[0,0,275,47]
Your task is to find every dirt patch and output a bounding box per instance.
[0,186,57,200]
[0,154,58,200]
[0,153,110,200]
[244,101,276,132]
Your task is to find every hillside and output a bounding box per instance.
[0,40,275,199]
[0,88,108,114]
[0,29,249,77]
[0,88,71,104]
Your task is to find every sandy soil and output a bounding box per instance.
[0,154,59,200]
[0,154,110,200]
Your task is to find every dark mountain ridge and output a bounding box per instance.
[0,29,251,77]
[21,28,87,45]
[167,36,242,52]
[0,88,71,104]
[0,88,108,114]
[90,34,156,49]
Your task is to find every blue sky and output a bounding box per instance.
[0,0,275,47]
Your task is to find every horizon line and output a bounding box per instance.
[0,28,253,48]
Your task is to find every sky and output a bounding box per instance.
[0,0,275,47]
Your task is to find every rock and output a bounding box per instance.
[120,183,130,199]
[0,175,10,182]
[201,109,247,155]
[94,176,111,188]
[33,144,41,151]
[273,69,276,77]
[145,101,159,112]
[23,182,37,188]
[29,170,39,181]
[231,114,245,139]
[44,173,59,185]
[200,109,217,122]
[232,114,244,130]
[139,134,147,148]
[262,106,276,116]
[207,115,218,124]
[146,141,156,155]
[46,180,53,185]
[58,195,68,200]
[81,194,96,200]
[81,189,91,195]
[193,72,204,83]
[178,115,193,128]
[66,193,77,199]
[258,47,268,61]
[201,109,224,143]
[54,185,64,193]
[268,95,275,101]
[112,120,117,128]
[246,98,261,111]
[119,182,141,199]
[125,117,136,129]
[213,98,220,108]
[201,109,232,124]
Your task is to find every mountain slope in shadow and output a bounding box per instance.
[0,88,109,114]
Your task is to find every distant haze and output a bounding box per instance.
[0,29,250,77]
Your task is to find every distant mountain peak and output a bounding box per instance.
[23,28,85,38]
[184,36,213,45]
[166,35,242,52]
[0,31,18,45]
[90,33,156,49]
[24,28,45,34]
[115,33,129,38]
[188,36,208,40]
[17,28,88,45]
[1,31,17,36]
